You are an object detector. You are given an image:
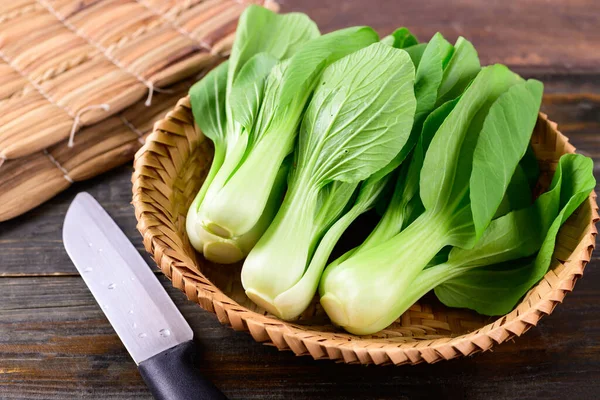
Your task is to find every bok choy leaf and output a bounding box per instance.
[319,65,543,334]
[241,43,417,319]
[423,154,595,315]
[187,5,378,263]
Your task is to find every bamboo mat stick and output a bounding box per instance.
[0,0,267,160]
[0,79,195,222]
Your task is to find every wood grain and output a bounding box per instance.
[279,0,600,73]
[0,0,599,399]
[2,273,600,400]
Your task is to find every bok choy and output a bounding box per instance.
[182,9,596,335]
[241,42,417,319]
[186,5,378,263]
[319,65,545,334]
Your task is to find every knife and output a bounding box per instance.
[63,192,228,400]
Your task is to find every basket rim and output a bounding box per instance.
[132,96,599,366]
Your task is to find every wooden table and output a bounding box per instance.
[1,0,599,399]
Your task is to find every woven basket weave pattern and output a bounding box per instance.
[134,95,599,365]
[132,97,597,365]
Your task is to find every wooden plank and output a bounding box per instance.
[0,166,157,277]
[283,0,600,73]
[1,273,600,400]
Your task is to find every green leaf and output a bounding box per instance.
[434,153,595,315]
[227,5,319,96]
[301,42,417,184]
[413,33,453,127]
[358,97,459,252]
[404,43,427,68]
[278,26,380,107]
[435,37,481,107]
[527,154,596,282]
[381,27,418,48]
[229,53,278,132]
[189,61,229,145]
[251,27,379,147]
[493,164,532,219]
[445,200,545,271]
[470,79,543,239]
[432,257,536,315]
[250,59,295,145]
[368,33,453,183]
[492,144,540,219]
[420,65,524,246]
[401,97,461,223]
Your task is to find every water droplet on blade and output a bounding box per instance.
[159,329,171,338]
[88,242,93,247]
[138,333,147,339]
[132,322,137,329]
[107,283,116,290]
[128,309,134,315]
[83,267,93,273]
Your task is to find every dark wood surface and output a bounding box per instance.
[1,0,599,399]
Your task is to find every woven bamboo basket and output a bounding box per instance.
[132,96,598,365]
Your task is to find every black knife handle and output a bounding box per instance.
[138,340,228,400]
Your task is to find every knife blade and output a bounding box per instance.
[63,192,227,400]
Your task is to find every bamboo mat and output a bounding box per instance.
[0,0,276,160]
[0,80,195,221]
[0,0,277,221]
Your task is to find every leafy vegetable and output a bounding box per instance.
[333,35,480,257]
[368,34,480,195]
[227,5,320,99]
[187,6,319,259]
[241,43,417,319]
[187,61,229,224]
[319,65,544,334]
[421,154,595,315]
[229,53,279,133]
[404,43,427,67]
[356,97,460,252]
[184,13,596,335]
[435,37,480,106]
[470,80,545,239]
[187,5,378,263]
[381,27,418,48]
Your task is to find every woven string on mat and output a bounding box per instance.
[0,80,193,222]
[0,0,277,161]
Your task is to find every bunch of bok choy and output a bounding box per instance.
[185,5,596,335]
